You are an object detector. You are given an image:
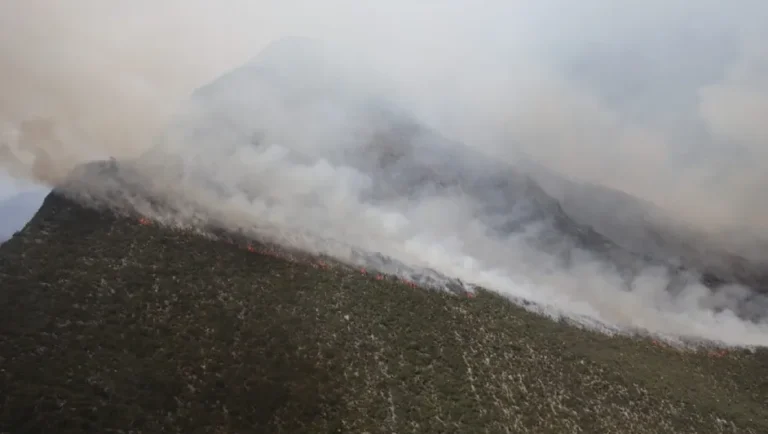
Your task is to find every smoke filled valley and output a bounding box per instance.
[3,2,768,431]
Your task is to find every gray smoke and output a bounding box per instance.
[2,1,768,346]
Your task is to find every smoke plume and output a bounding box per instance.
[2,0,768,346]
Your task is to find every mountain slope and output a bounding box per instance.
[1,190,768,433]
[137,36,768,311]
[524,159,768,292]
[149,38,666,282]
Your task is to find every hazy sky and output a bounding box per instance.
[0,176,17,201]
[0,170,45,200]
[0,170,47,240]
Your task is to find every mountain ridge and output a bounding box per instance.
[2,188,768,433]
[3,36,768,431]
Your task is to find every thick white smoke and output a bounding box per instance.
[3,1,768,346]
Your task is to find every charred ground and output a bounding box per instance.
[1,191,768,433]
